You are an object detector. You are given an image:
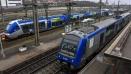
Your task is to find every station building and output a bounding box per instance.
[1,0,23,7]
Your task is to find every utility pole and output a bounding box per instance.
[0,0,4,28]
[43,2,49,29]
[5,0,8,8]
[32,0,40,46]
[44,3,48,20]
[23,0,28,18]
[99,0,102,22]
[116,0,120,16]
[105,0,108,8]
[66,2,72,23]
[129,0,131,11]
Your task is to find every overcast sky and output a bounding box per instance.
[73,0,131,5]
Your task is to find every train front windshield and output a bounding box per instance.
[60,38,78,58]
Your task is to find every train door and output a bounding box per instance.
[39,22,45,31]
[105,24,115,43]
[85,34,100,59]
[99,32,105,49]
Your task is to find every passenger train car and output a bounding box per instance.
[57,12,131,69]
[2,13,86,40]
[1,10,111,40]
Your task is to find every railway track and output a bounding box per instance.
[3,47,58,74]
[13,51,58,74]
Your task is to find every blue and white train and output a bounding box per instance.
[1,10,111,40]
[57,12,131,69]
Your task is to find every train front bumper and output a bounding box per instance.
[57,54,80,68]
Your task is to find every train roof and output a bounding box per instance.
[67,30,85,38]
[78,27,95,34]
[14,14,66,25]
[92,18,116,28]
[67,26,95,38]
[82,18,95,22]
[120,12,130,17]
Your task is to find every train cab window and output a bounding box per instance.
[15,24,20,31]
[60,39,78,57]
[6,22,20,33]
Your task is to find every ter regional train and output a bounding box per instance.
[57,12,131,69]
[1,13,89,40]
[1,9,110,40]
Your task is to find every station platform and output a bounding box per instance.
[79,21,131,74]
[0,38,61,73]
[104,21,131,62]
[121,32,131,59]
[78,57,112,74]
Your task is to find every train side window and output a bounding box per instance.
[60,21,63,24]
[21,24,33,33]
[52,22,57,27]
[39,22,45,29]
[106,24,114,36]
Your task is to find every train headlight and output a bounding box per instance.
[62,33,66,36]
[71,60,74,63]
[1,35,6,40]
